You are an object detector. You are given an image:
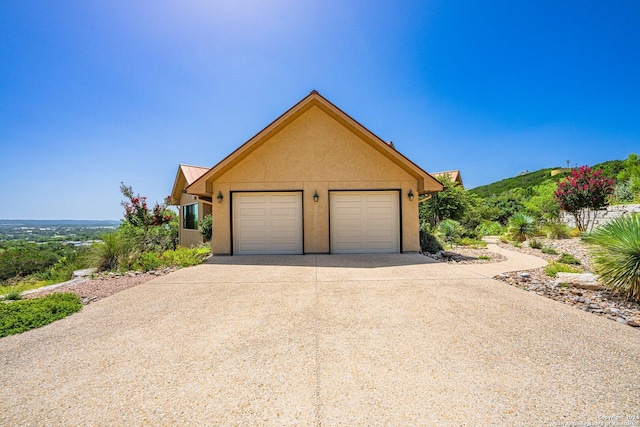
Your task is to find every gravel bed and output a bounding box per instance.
[497,237,592,270]
[494,238,640,328]
[424,247,507,264]
[25,268,176,304]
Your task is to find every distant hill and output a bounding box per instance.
[470,160,625,198]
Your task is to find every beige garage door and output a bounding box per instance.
[330,191,400,254]
[232,192,303,255]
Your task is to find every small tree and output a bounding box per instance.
[554,166,614,232]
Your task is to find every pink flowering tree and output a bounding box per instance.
[553,166,614,232]
[119,183,178,251]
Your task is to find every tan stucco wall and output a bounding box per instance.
[209,106,421,255]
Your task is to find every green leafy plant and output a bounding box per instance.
[506,213,536,243]
[137,252,163,271]
[528,238,543,249]
[544,261,581,277]
[478,255,491,260]
[540,222,571,239]
[91,231,136,272]
[436,219,464,244]
[459,237,487,248]
[0,293,82,338]
[541,247,558,255]
[200,214,213,242]
[419,229,443,254]
[475,220,503,236]
[2,290,23,301]
[583,214,640,301]
[162,246,210,268]
[557,253,581,265]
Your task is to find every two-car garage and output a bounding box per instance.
[232,191,400,255]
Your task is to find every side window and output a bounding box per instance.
[183,203,198,230]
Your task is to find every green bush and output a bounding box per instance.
[91,231,136,271]
[420,229,443,254]
[0,293,82,338]
[436,219,464,244]
[475,220,503,236]
[544,261,581,277]
[541,246,558,255]
[0,245,59,281]
[162,246,210,268]
[583,214,640,301]
[200,214,213,242]
[506,213,536,242]
[558,253,581,265]
[137,252,163,271]
[540,222,571,239]
[459,237,487,248]
[528,238,543,249]
[2,290,23,301]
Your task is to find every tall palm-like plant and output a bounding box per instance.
[506,213,536,242]
[583,214,640,302]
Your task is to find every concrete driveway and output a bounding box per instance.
[1,254,638,426]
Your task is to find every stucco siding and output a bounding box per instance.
[209,107,421,254]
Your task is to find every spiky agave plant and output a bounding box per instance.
[506,213,536,243]
[583,214,640,302]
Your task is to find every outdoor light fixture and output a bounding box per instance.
[313,191,319,202]
[217,191,223,203]
[408,189,414,201]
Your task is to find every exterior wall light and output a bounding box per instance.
[217,191,224,203]
[313,191,319,202]
[408,189,414,201]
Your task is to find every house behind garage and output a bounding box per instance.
[170,91,443,255]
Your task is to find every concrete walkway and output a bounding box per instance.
[461,237,548,277]
[1,253,638,426]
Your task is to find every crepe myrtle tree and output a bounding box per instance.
[554,166,614,232]
[120,182,173,228]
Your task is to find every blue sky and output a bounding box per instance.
[1,0,638,220]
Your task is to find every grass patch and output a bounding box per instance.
[0,293,82,338]
[2,290,23,301]
[541,246,558,255]
[544,261,581,278]
[557,252,581,265]
[528,238,543,249]
[478,255,491,260]
[459,238,487,248]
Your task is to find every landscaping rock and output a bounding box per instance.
[554,273,603,291]
[73,268,97,278]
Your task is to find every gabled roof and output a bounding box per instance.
[170,164,209,205]
[187,91,443,195]
[432,170,464,187]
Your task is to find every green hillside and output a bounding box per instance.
[470,160,624,198]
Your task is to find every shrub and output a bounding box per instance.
[475,220,503,236]
[3,290,23,301]
[583,214,640,301]
[0,245,59,282]
[0,293,82,338]
[459,237,487,248]
[162,246,210,268]
[506,213,536,242]
[91,231,136,271]
[200,214,213,242]
[528,238,543,249]
[137,252,163,271]
[436,219,464,244]
[558,253,580,265]
[420,229,443,254]
[544,261,581,277]
[541,247,558,255]
[540,222,571,239]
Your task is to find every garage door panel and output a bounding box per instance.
[233,192,303,255]
[330,191,399,254]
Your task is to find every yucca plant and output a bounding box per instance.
[436,219,463,244]
[506,213,536,243]
[583,214,640,302]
